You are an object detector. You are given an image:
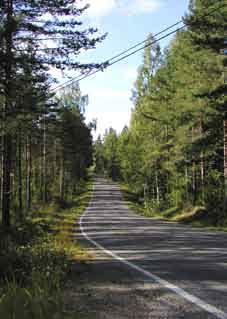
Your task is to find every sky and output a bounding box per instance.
[54,0,190,139]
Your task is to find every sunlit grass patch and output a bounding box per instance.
[31,181,93,261]
[121,182,227,232]
[172,206,207,222]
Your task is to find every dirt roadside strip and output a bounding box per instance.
[67,177,227,319]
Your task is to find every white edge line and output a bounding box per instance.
[79,181,227,319]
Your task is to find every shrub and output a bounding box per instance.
[0,277,69,319]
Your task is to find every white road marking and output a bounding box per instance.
[79,185,227,319]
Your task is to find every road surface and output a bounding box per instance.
[79,177,227,318]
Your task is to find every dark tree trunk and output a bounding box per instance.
[0,129,3,214]
[40,142,43,200]
[224,119,227,206]
[192,160,197,204]
[2,134,12,228]
[60,157,65,201]
[2,0,13,228]
[43,118,47,202]
[26,135,32,210]
[185,166,189,202]
[200,152,205,202]
[18,129,23,217]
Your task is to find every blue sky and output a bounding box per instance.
[57,0,190,138]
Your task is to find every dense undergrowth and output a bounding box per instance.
[0,180,92,319]
[121,184,227,232]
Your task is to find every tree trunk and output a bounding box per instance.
[53,140,57,178]
[2,0,13,228]
[185,165,189,202]
[2,134,12,227]
[199,119,204,203]
[191,128,197,204]
[43,117,47,202]
[39,142,43,200]
[0,125,3,214]
[60,156,65,201]
[224,119,227,206]
[26,135,32,210]
[192,161,197,204]
[200,151,205,203]
[155,170,160,204]
[18,129,23,218]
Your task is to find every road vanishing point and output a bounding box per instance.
[79,177,227,319]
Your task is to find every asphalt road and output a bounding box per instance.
[79,177,227,319]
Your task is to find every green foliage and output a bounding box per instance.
[0,236,71,318]
[0,181,92,318]
[0,0,103,228]
[94,128,121,180]
[0,0,99,315]
[0,237,68,284]
[204,170,224,221]
[0,278,68,319]
[94,135,105,174]
[101,3,227,224]
[56,85,93,197]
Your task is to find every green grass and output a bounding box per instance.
[121,183,227,232]
[0,180,93,319]
[33,183,93,260]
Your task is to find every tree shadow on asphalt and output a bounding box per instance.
[65,257,215,319]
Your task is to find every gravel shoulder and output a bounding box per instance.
[63,248,215,319]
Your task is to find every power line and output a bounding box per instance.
[50,21,184,92]
[51,26,185,93]
[51,2,227,93]
[109,26,185,67]
[10,18,184,86]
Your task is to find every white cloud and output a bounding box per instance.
[122,0,162,16]
[86,110,130,139]
[83,85,132,138]
[123,66,138,82]
[80,0,161,19]
[81,0,116,18]
[87,87,129,100]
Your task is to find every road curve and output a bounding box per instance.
[80,177,227,318]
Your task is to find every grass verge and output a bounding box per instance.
[121,183,227,232]
[0,179,93,319]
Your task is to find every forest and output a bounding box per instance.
[95,0,227,226]
[0,1,102,317]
